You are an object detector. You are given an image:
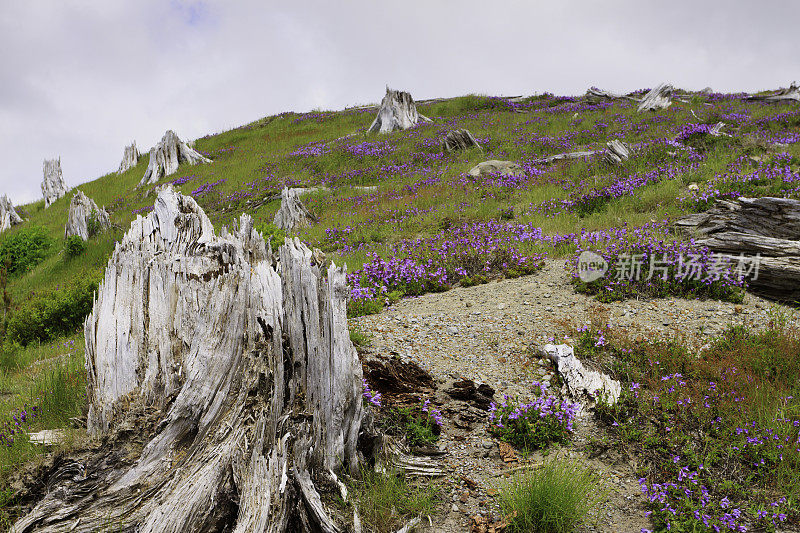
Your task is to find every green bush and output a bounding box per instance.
[254,222,286,253]
[497,459,605,533]
[0,227,52,275]
[346,469,439,532]
[6,272,101,346]
[386,400,442,447]
[64,236,86,258]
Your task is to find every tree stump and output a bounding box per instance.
[674,197,800,302]
[137,130,211,188]
[12,186,437,532]
[441,129,481,153]
[368,87,431,134]
[637,83,673,112]
[747,82,800,103]
[117,141,140,174]
[64,191,111,241]
[0,195,23,234]
[539,344,620,408]
[41,158,68,208]
[273,187,319,231]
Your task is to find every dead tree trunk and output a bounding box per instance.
[584,87,641,104]
[12,187,436,532]
[747,82,800,103]
[441,129,481,153]
[273,187,319,231]
[674,197,800,302]
[64,191,111,241]
[137,130,211,188]
[537,140,630,165]
[0,195,23,234]
[368,87,431,134]
[637,83,673,112]
[41,158,68,208]
[117,141,140,174]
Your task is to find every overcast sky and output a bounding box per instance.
[1,0,798,205]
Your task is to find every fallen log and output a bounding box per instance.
[584,87,641,104]
[137,130,211,188]
[674,197,800,302]
[537,140,630,166]
[747,82,800,103]
[12,186,437,532]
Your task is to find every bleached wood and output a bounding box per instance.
[674,197,800,301]
[441,129,481,153]
[64,191,111,241]
[117,141,140,173]
[368,87,429,133]
[273,187,319,231]
[0,195,23,234]
[637,83,673,112]
[41,158,68,208]
[538,140,630,166]
[539,344,621,406]
[14,186,437,532]
[747,82,800,103]
[584,87,641,104]
[137,130,211,188]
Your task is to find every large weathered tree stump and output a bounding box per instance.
[13,187,436,532]
[674,197,800,302]
[41,158,68,208]
[137,130,211,188]
[117,141,140,173]
[368,87,432,134]
[273,187,319,231]
[0,195,23,234]
[64,191,111,241]
[637,83,673,112]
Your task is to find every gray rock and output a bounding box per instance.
[468,160,523,178]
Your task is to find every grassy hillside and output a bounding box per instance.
[0,88,799,529]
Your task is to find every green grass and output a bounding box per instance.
[345,469,440,532]
[497,459,605,533]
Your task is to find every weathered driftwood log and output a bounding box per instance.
[137,130,211,188]
[637,83,673,112]
[674,197,800,302]
[64,190,111,241]
[368,87,432,134]
[13,186,437,532]
[117,141,140,173]
[41,158,68,208]
[539,344,620,408]
[441,129,481,153]
[747,82,800,103]
[0,195,23,234]
[468,160,524,177]
[538,140,630,166]
[273,187,319,231]
[584,87,641,104]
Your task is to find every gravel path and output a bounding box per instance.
[352,259,800,532]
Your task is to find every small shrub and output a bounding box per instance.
[64,235,86,258]
[0,226,52,275]
[85,212,102,237]
[349,327,370,347]
[254,221,286,253]
[497,459,605,533]
[30,359,85,428]
[488,385,579,452]
[6,272,101,346]
[386,399,443,447]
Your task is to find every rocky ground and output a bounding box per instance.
[351,259,800,532]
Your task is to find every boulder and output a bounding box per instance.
[441,129,481,153]
[468,160,524,177]
[368,87,432,133]
[41,158,68,208]
[273,187,319,231]
[137,130,210,188]
[117,141,140,173]
[13,186,438,532]
[0,195,23,234]
[65,190,111,241]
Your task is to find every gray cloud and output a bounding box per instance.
[1,0,798,204]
